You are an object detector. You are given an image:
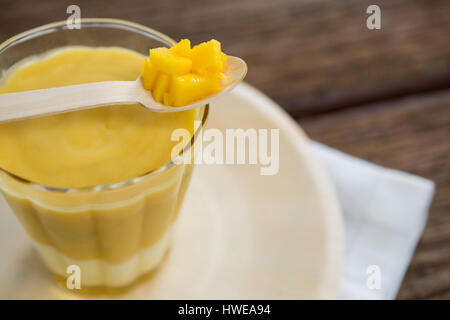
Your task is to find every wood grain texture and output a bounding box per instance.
[300,91,450,299]
[0,0,448,299]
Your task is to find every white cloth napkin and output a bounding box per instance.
[311,142,435,300]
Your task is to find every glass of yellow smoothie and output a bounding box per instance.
[0,19,208,288]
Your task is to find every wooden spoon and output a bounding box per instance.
[0,56,247,123]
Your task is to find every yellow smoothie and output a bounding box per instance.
[0,46,203,287]
[0,46,196,188]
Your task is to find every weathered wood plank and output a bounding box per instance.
[299,90,450,299]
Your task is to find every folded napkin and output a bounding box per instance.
[311,142,435,300]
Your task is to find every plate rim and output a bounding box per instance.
[230,82,344,299]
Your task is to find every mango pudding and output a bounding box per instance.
[0,37,226,288]
[0,47,198,188]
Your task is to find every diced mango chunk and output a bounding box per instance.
[141,58,158,90]
[141,38,228,107]
[191,39,227,76]
[149,47,192,75]
[170,74,221,107]
[152,73,170,102]
[169,39,192,58]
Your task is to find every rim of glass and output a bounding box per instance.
[0,18,209,193]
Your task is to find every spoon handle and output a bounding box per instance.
[0,81,138,123]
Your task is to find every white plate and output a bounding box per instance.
[0,83,344,299]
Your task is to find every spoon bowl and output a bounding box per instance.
[136,56,247,112]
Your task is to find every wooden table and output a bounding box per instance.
[1,0,449,299]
